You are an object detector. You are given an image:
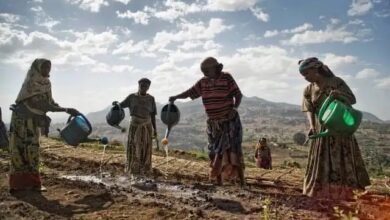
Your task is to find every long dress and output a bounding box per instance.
[9,93,54,190]
[302,76,370,199]
[120,93,156,175]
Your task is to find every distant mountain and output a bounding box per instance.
[361,112,383,123]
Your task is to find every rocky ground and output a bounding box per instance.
[0,138,389,220]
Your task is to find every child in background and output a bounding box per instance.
[255,138,272,169]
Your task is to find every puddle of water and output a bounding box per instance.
[62,175,105,185]
[61,174,204,200]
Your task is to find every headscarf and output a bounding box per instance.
[16,58,52,103]
[138,78,151,85]
[298,57,334,77]
[200,57,223,74]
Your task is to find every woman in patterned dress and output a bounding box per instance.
[9,58,79,192]
[299,57,370,200]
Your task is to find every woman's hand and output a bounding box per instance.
[168,96,177,103]
[66,108,80,116]
[329,90,343,99]
[308,126,316,137]
[228,108,237,119]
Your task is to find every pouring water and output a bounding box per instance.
[98,137,109,179]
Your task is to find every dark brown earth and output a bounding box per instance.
[1,137,389,220]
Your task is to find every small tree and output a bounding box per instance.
[293,132,306,145]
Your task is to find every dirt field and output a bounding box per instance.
[1,138,389,220]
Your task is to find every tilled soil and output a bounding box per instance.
[0,138,389,220]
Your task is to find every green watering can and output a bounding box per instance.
[309,96,362,139]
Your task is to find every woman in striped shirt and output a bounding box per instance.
[169,57,245,187]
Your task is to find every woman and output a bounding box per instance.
[299,57,370,200]
[169,57,245,187]
[255,138,272,170]
[119,78,157,176]
[9,58,79,192]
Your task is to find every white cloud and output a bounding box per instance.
[112,39,155,57]
[374,10,390,18]
[114,0,268,23]
[264,23,313,38]
[0,13,21,23]
[152,1,203,22]
[348,19,365,25]
[30,5,60,31]
[322,53,358,68]
[348,0,373,16]
[0,24,120,70]
[151,18,232,51]
[54,52,97,66]
[112,0,131,5]
[282,26,359,45]
[66,0,109,13]
[71,30,118,55]
[178,40,203,50]
[375,77,390,89]
[330,18,340,25]
[251,7,269,22]
[282,23,313,34]
[116,10,150,25]
[33,0,43,2]
[91,63,134,73]
[356,68,380,79]
[115,1,204,23]
[206,0,258,11]
[264,30,279,38]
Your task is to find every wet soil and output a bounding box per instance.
[0,138,389,219]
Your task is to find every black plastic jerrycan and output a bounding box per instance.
[106,101,125,128]
[160,103,180,138]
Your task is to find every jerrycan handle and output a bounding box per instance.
[112,101,121,109]
[67,114,92,132]
[317,95,333,123]
[309,129,330,139]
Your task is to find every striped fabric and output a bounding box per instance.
[186,72,242,119]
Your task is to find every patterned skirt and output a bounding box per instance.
[303,120,371,199]
[207,111,244,183]
[9,112,42,190]
[126,117,153,175]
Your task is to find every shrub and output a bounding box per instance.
[293,132,306,146]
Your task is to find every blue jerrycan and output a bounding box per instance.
[60,114,92,146]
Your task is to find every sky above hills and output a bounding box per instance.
[0,0,389,121]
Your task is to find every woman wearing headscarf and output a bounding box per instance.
[169,57,245,187]
[9,58,79,192]
[299,57,370,200]
[119,78,157,176]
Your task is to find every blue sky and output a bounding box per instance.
[0,0,389,122]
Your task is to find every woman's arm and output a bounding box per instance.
[330,78,356,105]
[169,90,191,102]
[233,93,243,108]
